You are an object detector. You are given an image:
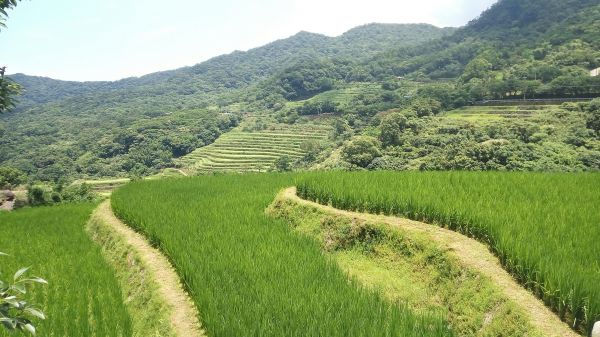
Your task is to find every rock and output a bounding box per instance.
[592,321,600,337]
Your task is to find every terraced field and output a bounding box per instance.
[286,82,385,109]
[298,171,600,335]
[178,124,330,173]
[76,178,131,195]
[443,105,559,122]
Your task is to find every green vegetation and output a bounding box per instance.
[1,1,22,113]
[0,67,20,114]
[285,83,384,109]
[268,194,541,337]
[341,136,382,168]
[2,0,600,180]
[0,166,25,189]
[322,100,599,172]
[0,107,239,181]
[297,171,600,335]
[0,204,133,337]
[0,258,47,335]
[443,105,558,122]
[111,174,454,337]
[3,0,600,179]
[3,1,600,336]
[26,182,97,206]
[177,122,330,173]
[86,203,178,337]
[0,0,19,29]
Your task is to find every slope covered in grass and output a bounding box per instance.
[111,174,453,337]
[0,204,133,337]
[297,171,600,335]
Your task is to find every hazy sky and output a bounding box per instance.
[0,0,498,82]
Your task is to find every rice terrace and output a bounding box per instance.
[1,0,600,336]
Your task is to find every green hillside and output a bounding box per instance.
[178,122,331,173]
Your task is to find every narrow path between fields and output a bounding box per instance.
[95,201,205,337]
[175,169,189,176]
[282,187,579,337]
[0,199,14,211]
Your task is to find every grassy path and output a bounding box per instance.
[283,187,579,337]
[92,201,205,337]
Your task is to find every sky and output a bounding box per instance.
[0,0,498,82]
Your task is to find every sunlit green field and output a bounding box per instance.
[285,82,385,109]
[442,105,559,123]
[297,171,600,335]
[0,204,132,337]
[111,174,453,337]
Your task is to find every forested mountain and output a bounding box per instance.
[462,0,600,43]
[1,23,452,180]
[7,74,113,109]
[358,0,600,82]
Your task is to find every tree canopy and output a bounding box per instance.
[0,0,22,113]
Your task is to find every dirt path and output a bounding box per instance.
[175,169,189,176]
[95,201,205,337]
[282,187,579,337]
[0,199,14,211]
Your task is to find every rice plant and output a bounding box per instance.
[111,174,453,337]
[297,171,600,335]
[0,204,133,337]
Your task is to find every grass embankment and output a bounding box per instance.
[297,171,600,335]
[177,124,330,174]
[111,174,454,337]
[0,204,133,337]
[77,178,131,196]
[87,201,200,337]
[267,189,548,336]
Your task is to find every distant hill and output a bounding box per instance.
[1,23,452,180]
[10,23,452,109]
[461,0,600,43]
[371,0,600,80]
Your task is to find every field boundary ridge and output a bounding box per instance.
[282,187,579,337]
[87,200,205,337]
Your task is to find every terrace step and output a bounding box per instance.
[179,124,331,174]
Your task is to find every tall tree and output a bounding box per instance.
[0,0,22,113]
[0,0,20,29]
[0,67,21,113]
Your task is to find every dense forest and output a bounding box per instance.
[1,0,600,182]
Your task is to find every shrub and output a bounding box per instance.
[274,156,292,172]
[0,167,27,190]
[341,136,382,168]
[0,260,47,335]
